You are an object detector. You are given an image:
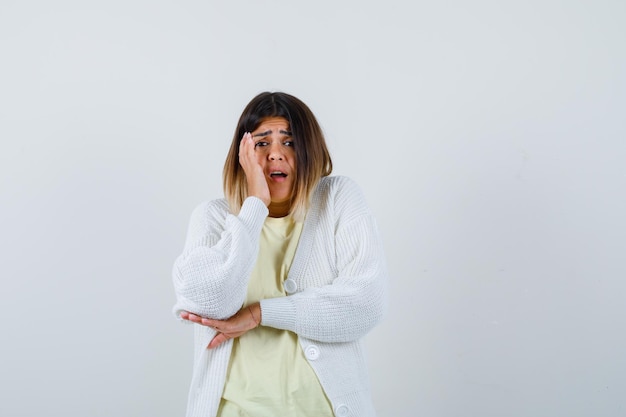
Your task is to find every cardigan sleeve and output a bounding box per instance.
[172,197,268,320]
[260,179,388,343]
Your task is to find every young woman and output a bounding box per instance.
[172,92,388,417]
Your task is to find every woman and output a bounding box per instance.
[172,92,388,417]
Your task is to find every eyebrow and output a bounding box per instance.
[252,129,293,137]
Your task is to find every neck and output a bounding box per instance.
[268,200,291,218]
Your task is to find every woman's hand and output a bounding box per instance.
[180,303,262,349]
[239,132,271,207]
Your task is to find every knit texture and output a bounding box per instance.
[172,176,388,417]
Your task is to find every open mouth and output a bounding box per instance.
[270,171,287,178]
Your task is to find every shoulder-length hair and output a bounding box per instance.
[223,92,333,221]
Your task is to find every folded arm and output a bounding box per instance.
[261,213,388,343]
[172,197,268,320]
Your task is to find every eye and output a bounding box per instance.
[254,141,269,148]
[284,141,294,147]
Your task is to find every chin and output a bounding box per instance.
[269,188,293,202]
[270,196,292,205]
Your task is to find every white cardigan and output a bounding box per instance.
[172,176,388,417]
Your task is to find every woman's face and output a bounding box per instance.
[250,117,297,205]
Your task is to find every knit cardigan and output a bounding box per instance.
[172,175,388,417]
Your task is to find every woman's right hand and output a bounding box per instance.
[238,132,271,207]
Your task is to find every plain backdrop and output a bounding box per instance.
[1,1,625,416]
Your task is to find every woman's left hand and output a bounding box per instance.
[180,303,262,349]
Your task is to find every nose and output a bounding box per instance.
[267,143,284,161]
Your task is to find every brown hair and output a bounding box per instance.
[223,92,333,220]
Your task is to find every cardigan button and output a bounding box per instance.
[283,278,298,293]
[335,404,350,416]
[304,344,320,360]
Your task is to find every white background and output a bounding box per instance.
[1,1,625,416]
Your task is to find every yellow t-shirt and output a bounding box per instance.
[218,216,334,417]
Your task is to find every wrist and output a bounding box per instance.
[248,304,261,327]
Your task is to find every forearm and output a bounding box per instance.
[260,213,388,342]
[172,197,268,319]
[260,269,387,342]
